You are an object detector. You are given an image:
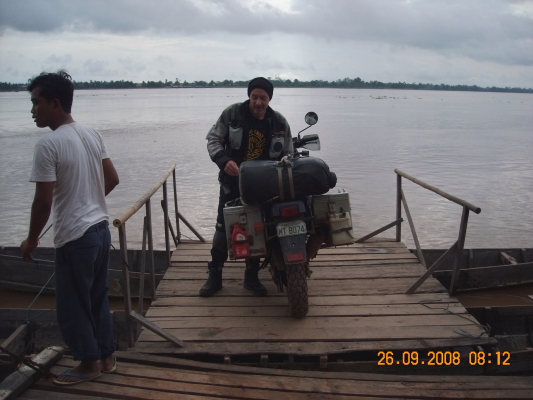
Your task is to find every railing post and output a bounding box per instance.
[450,206,470,294]
[118,223,135,347]
[173,169,181,243]
[137,216,148,317]
[396,173,402,242]
[162,181,171,272]
[145,198,156,300]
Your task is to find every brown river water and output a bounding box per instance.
[1,88,532,309]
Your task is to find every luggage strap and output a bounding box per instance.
[277,157,296,201]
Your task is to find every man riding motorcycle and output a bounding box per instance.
[201,77,293,297]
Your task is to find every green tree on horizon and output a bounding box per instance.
[1,77,531,93]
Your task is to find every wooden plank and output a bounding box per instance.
[133,337,497,356]
[170,252,419,263]
[155,277,445,297]
[18,390,115,399]
[163,264,429,280]
[33,380,224,400]
[170,237,398,252]
[129,311,184,347]
[145,303,469,318]
[137,323,486,343]
[138,313,480,330]
[172,258,423,268]
[1,324,27,355]
[0,346,64,400]
[172,245,411,257]
[113,351,516,384]
[151,293,460,307]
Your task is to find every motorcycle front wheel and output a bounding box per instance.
[285,263,309,318]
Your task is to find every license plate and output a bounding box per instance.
[277,220,307,237]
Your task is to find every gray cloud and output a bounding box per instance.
[1,0,531,67]
[1,0,532,86]
[243,55,285,70]
[46,53,72,65]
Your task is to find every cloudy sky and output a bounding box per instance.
[0,0,532,87]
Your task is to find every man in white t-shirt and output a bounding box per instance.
[21,70,120,386]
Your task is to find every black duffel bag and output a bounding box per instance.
[239,156,337,205]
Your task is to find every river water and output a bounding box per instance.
[1,88,532,250]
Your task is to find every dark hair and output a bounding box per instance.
[27,70,74,113]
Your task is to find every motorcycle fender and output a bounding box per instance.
[279,234,307,265]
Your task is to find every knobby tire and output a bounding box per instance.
[285,263,309,318]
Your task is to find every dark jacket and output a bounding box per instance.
[206,100,293,188]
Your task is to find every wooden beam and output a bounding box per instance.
[1,324,27,355]
[118,224,134,347]
[500,251,518,265]
[129,311,185,347]
[433,262,533,291]
[355,219,403,243]
[405,242,458,294]
[450,207,470,294]
[0,346,64,400]
[401,189,426,269]
[113,163,176,227]
[177,212,206,242]
[394,169,481,214]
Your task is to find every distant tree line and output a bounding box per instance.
[73,80,137,89]
[1,77,531,93]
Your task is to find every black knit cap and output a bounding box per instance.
[247,77,274,100]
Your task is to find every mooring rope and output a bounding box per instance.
[24,224,55,323]
[419,300,491,339]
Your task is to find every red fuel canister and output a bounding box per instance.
[232,223,251,259]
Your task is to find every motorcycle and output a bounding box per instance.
[223,112,355,317]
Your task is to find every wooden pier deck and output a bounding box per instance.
[133,238,495,361]
[15,238,533,399]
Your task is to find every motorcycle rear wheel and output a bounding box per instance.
[285,263,309,318]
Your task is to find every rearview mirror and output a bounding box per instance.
[305,112,318,126]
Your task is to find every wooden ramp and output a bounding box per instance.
[21,352,533,399]
[133,238,495,363]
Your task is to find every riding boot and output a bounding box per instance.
[243,259,267,296]
[199,262,223,297]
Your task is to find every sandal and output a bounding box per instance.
[53,369,101,386]
[102,353,117,373]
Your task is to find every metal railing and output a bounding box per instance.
[112,163,205,346]
[356,169,481,295]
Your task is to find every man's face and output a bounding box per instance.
[249,88,270,120]
[30,87,56,128]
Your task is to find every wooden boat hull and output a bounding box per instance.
[410,247,533,291]
[0,246,169,298]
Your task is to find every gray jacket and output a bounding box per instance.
[207,101,293,185]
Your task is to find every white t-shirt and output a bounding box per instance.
[30,122,110,248]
